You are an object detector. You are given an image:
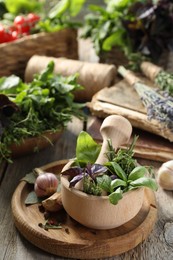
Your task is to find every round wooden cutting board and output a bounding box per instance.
[11,160,157,259]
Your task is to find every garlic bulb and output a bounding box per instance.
[34,172,59,197]
[157,160,173,190]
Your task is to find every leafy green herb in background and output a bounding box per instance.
[38,0,86,32]
[81,0,173,70]
[0,0,86,33]
[81,1,131,56]
[2,0,42,15]
[0,61,85,163]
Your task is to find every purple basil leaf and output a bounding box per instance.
[61,167,83,178]
[0,94,19,116]
[69,174,84,187]
[88,164,108,181]
[91,164,107,175]
[110,175,118,180]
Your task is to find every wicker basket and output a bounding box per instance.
[0,28,78,78]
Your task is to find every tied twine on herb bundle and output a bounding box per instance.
[117,66,173,136]
[140,61,173,96]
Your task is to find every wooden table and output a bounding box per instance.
[0,115,173,260]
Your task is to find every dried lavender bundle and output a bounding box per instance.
[134,83,173,132]
[118,66,173,132]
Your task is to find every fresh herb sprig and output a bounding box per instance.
[106,135,138,175]
[0,61,85,163]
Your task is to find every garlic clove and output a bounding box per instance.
[157,160,173,190]
[34,172,59,197]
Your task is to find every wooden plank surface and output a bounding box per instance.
[88,81,173,142]
[87,116,173,162]
[11,163,157,259]
[1,30,173,260]
[0,116,173,260]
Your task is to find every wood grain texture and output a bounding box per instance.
[11,158,157,259]
[95,115,132,164]
[0,117,83,260]
[1,32,173,259]
[1,117,173,260]
[87,117,173,162]
[10,130,63,158]
[88,81,173,142]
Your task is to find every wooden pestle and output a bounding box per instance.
[95,115,132,164]
[61,115,132,191]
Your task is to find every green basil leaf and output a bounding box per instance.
[128,166,147,181]
[111,179,127,190]
[130,177,158,191]
[96,175,112,193]
[0,75,22,93]
[106,0,134,12]
[89,4,108,15]
[69,0,86,16]
[76,131,101,165]
[48,0,70,19]
[110,162,127,181]
[5,0,41,15]
[99,20,112,40]
[109,187,123,205]
[102,29,125,51]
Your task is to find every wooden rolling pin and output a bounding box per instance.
[24,55,117,101]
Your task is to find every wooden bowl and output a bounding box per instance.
[61,175,144,230]
[10,130,63,158]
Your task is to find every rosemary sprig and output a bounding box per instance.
[106,136,138,176]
